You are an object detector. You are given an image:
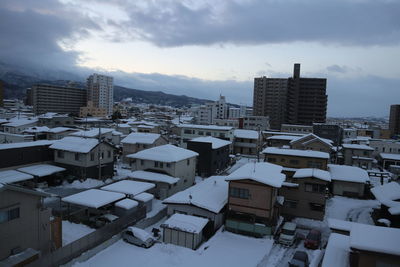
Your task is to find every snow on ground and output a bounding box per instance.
[73,230,273,267]
[325,196,380,224]
[62,221,95,246]
[146,199,166,218]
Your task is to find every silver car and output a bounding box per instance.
[122,227,155,248]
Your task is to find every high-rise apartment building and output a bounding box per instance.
[32,84,87,115]
[0,80,3,107]
[253,64,327,129]
[87,74,114,116]
[389,104,400,136]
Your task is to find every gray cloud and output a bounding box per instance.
[107,0,400,47]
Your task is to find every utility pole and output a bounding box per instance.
[98,124,102,180]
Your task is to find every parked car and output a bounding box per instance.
[93,214,119,228]
[289,251,309,267]
[279,222,297,246]
[123,227,155,248]
[304,229,321,249]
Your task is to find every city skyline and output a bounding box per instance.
[0,0,399,117]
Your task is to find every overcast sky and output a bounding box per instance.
[1,0,399,117]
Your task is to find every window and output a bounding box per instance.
[309,203,325,212]
[198,131,204,135]
[75,153,80,161]
[141,160,144,166]
[154,161,158,167]
[166,163,171,168]
[267,158,277,163]
[229,187,250,199]
[184,129,193,134]
[289,159,299,165]
[206,132,211,136]
[57,151,64,158]
[90,152,94,161]
[0,207,20,223]
[305,183,326,194]
[307,161,322,169]
[108,151,111,158]
[187,159,190,165]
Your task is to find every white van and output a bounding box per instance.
[122,227,155,248]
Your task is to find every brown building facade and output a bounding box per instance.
[389,104,400,136]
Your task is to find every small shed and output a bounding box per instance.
[114,199,139,217]
[161,214,208,250]
[100,180,155,197]
[133,192,154,212]
[17,164,66,186]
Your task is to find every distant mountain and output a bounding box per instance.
[0,64,211,107]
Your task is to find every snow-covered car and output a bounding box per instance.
[304,229,321,249]
[93,214,119,228]
[288,250,309,267]
[123,227,155,248]
[278,222,297,246]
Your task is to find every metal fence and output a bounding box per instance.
[28,207,146,267]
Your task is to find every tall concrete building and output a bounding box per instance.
[253,64,327,129]
[389,104,400,136]
[87,74,114,116]
[0,80,3,107]
[32,84,87,115]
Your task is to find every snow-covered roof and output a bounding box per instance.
[178,124,233,131]
[234,129,259,139]
[133,192,154,202]
[342,144,374,151]
[163,176,228,213]
[112,130,123,136]
[161,213,208,234]
[328,164,370,183]
[121,132,160,145]
[17,164,65,177]
[70,128,114,138]
[327,218,361,232]
[293,168,331,182]
[117,123,132,128]
[3,118,38,127]
[129,170,179,185]
[23,126,50,133]
[262,147,330,159]
[189,136,231,149]
[50,136,99,153]
[115,199,138,210]
[101,180,155,196]
[266,135,298,141]
[371,182,400,215]
[290,133,333,147]
[62,189,125,208]
[127,144,198,163]
[379,153,400,161]
[0,140,54,150]
[46,127,76,133]
[226,162,285,188]
[321,233,350,267]
[350,224,400,256]
[0,170,34,184]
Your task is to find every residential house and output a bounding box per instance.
[187,136,231,177]
[0,184,52,264]
[371,182,400,228]
[177,124,234,148]
[127,144,198,190]
[289,133,333,153]
[369,139,400,157]
[0,140,54,169]
[341,144,374,170]
[121,132,167,163]
[328,164,370,198]
[45,127,79,140]
[2,117,38,134]
[115,123,132,135]
[37,113,74,128]
[233,129,259,156]
[225,162,285,237]
[266,135,299,148]
[50,136,115,179]
[0,132,34,143]
[280,168,330,220]
[262,147,330,177]
[163,176,228,233]
[377,153,400,170]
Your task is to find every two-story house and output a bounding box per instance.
[0,184,52,265]
[341,144,374,170]
[50,136,115,179]
[177,124,234,148]
[289,133,333,153]
[233,129,259,156]
[225,162,285,237]
[121,132,167,163]
[280,168,331,220]
[262,147,330,177]
[328,164,370,198]
[127,144,198,190]
[187,136,231,177]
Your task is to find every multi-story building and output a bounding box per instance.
[177,124,234,148]
[313,124,343,146]
[32,84,87,115]
[194,95,228,125]
[239,116,270,131]
[86,74,114,116]
[389,104,400,136]
[253,64,327,130]
[340,144,374,170]
[0,80,3,107]
[281,124,313,134]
